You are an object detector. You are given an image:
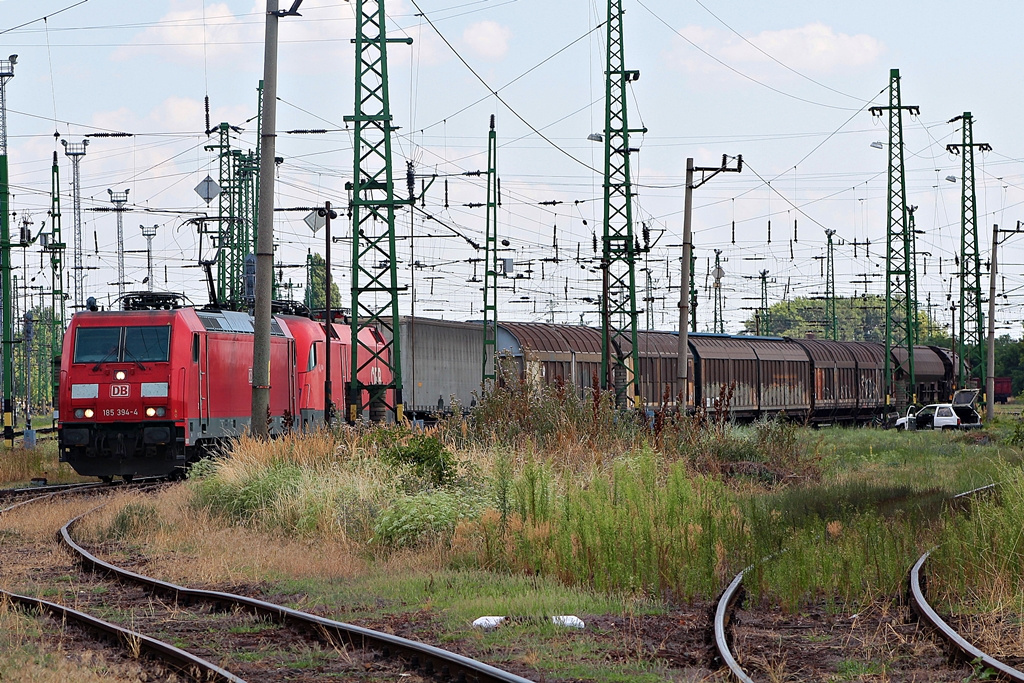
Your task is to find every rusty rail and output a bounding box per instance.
[2,589,245,682]
[712,482,1003,682]
[713,567,756,683]
[60,510,535,683]
[908,550,1024,681]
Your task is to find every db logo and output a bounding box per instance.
[110,384,131,398]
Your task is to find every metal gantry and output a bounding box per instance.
[947,112,990,387]
[870,68,919,408]
[482,114,499,393]
[345,0,411,423]
[107,188,129,303]
[600,0,644,408]
[62,138,88,312]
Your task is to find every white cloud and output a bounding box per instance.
[462,20,511,61]
[113,1,358,72]
[665,22,884,76]
[113,2,254,64]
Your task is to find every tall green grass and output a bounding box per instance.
[929,463,1024,610]
[470,451,751,600]
[185,414,1024,612]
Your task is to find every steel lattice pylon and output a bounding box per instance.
[825,229,838,340]
[61,139,88,312]
[712,249,724,334]
[346,0,411,423]
[48,151,66,414]
[107,188,129,303]
[600,0,643,408]
[947,112,990,387]
[482,114,498,393]
[870,68,919,408]
[758,270,771,335]
[203,123,257,310]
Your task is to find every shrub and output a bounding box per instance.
[383,434,456,487]
[448,356,646,462]
[372,490,479,548]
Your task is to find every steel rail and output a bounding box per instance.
[1,589,245,683]
[712,482,1003,682]
[908,550,1024,681]
[60,511,535,683]
[0,481,105,497]
[713,566,756,683]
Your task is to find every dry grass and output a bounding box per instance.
[0,441,89,485]
[0,595,150,682]
[76,484,369,586]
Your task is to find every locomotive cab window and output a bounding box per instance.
[73,325,171,364]
[73,327,122,364]
[124,326,170,362]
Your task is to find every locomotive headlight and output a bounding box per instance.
[83,408,94,418]
[115,371,126,381]
[146,407,156,417]
[74,409,84,418]
[156,407,165,417]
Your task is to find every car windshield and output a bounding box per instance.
[73,325,170,364]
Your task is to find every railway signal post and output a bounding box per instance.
[319,201,337,426]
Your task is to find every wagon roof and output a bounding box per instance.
[890,345,945,381]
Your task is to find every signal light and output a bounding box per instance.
[83,408,94,418]
[146,407,156,417]
[74,409,84,418]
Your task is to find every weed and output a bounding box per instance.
[383,434,457,487]
[373,490,480,548]
[106,502,161,541]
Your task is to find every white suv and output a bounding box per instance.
[895,390,982,431]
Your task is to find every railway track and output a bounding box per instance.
[712,484,1006,682]
[3,489,535,682]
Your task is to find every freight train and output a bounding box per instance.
[399,317,957,423]
[58,303,958,481]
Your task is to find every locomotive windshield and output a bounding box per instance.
[73,325,171,364]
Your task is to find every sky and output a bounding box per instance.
[3,0,1024,338]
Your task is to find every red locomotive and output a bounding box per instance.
[58,295,390,481]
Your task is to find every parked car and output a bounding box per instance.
[895,390,981,431]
